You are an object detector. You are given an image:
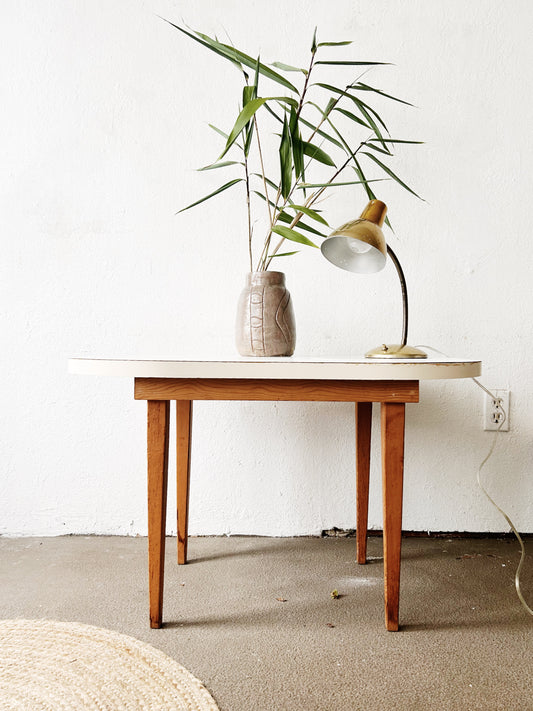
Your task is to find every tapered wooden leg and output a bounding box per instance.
[381,402,405,632]
[147,400,170,629]
[177,400,193,565]
[356,402,372,564]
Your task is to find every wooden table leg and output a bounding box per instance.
[147,400,170,629]
[355,402,372,564]
[381,402,405,631]
[176,400,193,565]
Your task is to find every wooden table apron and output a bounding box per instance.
[134,377,419,632]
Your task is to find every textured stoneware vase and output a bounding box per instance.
[235,271,296,356]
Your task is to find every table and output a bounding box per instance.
[68,357,481,631]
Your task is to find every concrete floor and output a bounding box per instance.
[0,535,532,711]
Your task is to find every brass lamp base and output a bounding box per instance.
[365,343,428,359]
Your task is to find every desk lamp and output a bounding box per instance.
[321,199,427,359]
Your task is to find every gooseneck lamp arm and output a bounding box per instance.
[386,245,408,348]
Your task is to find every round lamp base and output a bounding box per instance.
[365,343,428,359]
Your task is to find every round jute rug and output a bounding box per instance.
[0,619,219,710]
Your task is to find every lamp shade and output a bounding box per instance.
[320,200,388,274]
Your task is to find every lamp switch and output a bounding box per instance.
[484,389,509,431]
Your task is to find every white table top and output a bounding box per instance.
[68,357,481,381]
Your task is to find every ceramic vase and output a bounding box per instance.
[235,271,296,357]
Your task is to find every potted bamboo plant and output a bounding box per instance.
[169,22,421,356]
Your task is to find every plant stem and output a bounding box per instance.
[244,155,253,272]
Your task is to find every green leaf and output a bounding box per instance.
[306,100,336,121]
[351,82,413,107]
[317,40,352,47]
[264,102,284,124]
[208,124,229,139]
[302,140,336,167]
[163,21,299,92]
[279,115,293,199]
[267,205,325,235]
[253,55,260,94]
[352,159,392,230]
[271,224,318,248]
[298,116,344,149]
[252,173,280,193]
[311,27,318,53]
[297,179,386,188]
[219,98,268,159]
[362,141,393,156]
[332,107,371,130]
[271,61,307,74]
[242,80,257,156]
[274,97,300,110]
[177,178,243,213]
[268,251,300,258]
[367,138,424,145]
[289,106,304,180]
[198,160,243,171]
[362,152,423,199]
[315,60,390,66]
[243,85,256,105]
[286,204,329,226]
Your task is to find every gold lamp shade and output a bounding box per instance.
[321,200,427,359]
[320,200,388,274]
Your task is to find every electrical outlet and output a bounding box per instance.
[484,389,510,431]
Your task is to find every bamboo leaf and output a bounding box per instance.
[367,138,424,145]
[279,115,292,199]
[315,60,390,66]
[351,82,413,106]
[177,178,243,213]
[289,106,304,180]
[219,98,268,159]
[271,224,318,248]
[362,152,423,199]
[286,204,329,226]
[268,251,300,258]
[317,40,352,47]
[352,159,392,230]
[302,140,336,167]
[270,205,326,236]
[332,107,371,130]
[198,160,243,171]
[297,179,386,188]
[163,21,299,92]
[362,141,392,156]
[271,61,307,74]
[242,72,258,156]
[208,124,229,139]
[264,102,284,124]
[252,173,281,193]
[311,27,318,53]
[274,97,300,110]
[242,85,256,105]
[299,116,344,149]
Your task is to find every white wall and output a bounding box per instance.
[2,0,532,537]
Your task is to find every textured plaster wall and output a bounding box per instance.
[2,0,532,536]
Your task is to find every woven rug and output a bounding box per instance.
[0,619,219,710]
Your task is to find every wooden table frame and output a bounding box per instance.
[69,357,481,632]
[135,377,419,632]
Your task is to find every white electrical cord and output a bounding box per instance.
[415,345,532,617]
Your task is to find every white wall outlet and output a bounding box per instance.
[484,389,510,431]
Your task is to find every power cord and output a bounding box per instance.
[415,345,532,617]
